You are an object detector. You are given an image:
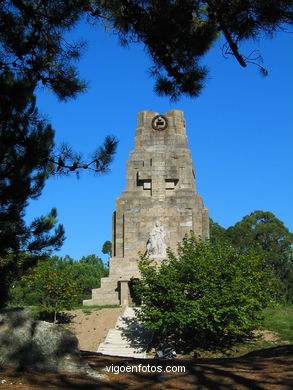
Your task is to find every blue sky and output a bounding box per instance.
[26,21,293,262]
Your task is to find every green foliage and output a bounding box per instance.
[0,72,65,306]
[0,0,118,173]
[0,0,119,174]
[102,241,112,257]
[0,73,64,257]
[209,212,293,302]
[2,1,290,101]
[209,218,230,245]
[23,257,79,322]
[80,254,104,266]
[0,0,86,99]
[69,255,108,302]
[226,211,293,302]
[135,234,275,349]
[92,0,293,99]
[9,254,109,307]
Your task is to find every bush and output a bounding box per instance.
[135,234,276,350]
[9,254,108,307]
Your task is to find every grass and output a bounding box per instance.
[222,304,293,358]
[223,304,293,357]
[175,304,293,359]
[261,304,293,343]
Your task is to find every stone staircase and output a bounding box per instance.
[97,307,153,358]
[83,277,120,306]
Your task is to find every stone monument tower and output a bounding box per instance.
[83,109,209,306]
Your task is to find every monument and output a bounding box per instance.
[83,109,209,306]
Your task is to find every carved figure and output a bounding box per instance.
[146,220,167,258]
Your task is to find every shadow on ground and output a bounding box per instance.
[0,344,292,389]
[117,315,154,350]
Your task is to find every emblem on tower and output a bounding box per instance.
[152,114,168,131]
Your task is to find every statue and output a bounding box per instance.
[146,220,167,258]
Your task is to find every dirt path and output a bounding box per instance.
[62,307,124,352]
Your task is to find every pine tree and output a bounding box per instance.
[0,0,86,98]
[0,72,66,306]
[91,0,292,99]
[0,0,118,175]
[0,1,118,307]
[1,1,292,101]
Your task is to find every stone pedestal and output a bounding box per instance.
[83,110,209,306]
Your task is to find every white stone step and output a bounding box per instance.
[97,306,153,358]
[98,346,146,358]
[99,351,146,358]
[105,333,147,341]
[99,344,145,352]
[103,339,149,346]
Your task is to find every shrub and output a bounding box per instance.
[135,234,275,349]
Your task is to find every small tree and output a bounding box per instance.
[135,234,275,350]
[24,258,79,322]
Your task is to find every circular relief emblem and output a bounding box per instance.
[152,115,168,131]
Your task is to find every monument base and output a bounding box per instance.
[83,257,141,307]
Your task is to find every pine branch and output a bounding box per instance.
[48,135,118,175]
[206,0,247,67]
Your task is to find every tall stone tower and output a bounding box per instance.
[84,109,209,306]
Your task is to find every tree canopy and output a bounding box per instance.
[209,218,228,245]
[1,1,292,101]
[9,254,109,309]
[90,0,292,99]
[102,240,112,257]
[226,211,293,301]
[209,211,293,302]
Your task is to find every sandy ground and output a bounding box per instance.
[63,307,124,352]
[0,346,292,389]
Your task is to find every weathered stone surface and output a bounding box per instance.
[0,308,102,377]
[84,109,209,306]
